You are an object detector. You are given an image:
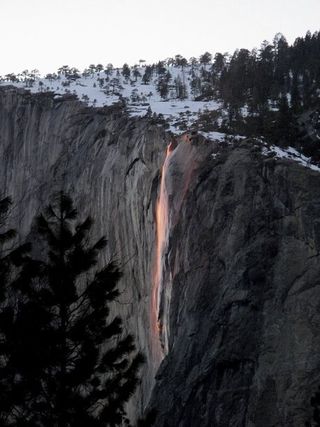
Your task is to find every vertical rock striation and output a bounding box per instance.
[148,141,320,426]
[0,87,169,415]
[1,88,320,426]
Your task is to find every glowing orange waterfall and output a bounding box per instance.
[150,136,197,366]
[152,143,175,360]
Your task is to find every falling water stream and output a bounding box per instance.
[151,143,175,361]
[151,137,196,366]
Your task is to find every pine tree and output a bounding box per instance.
[269,94,300,148]
[132,66,141,82]
[11,192,144,427]
[199,52,212,66]
[174,75,187,100]
[122,63,131,80]
[291,73,302,113]
[190,76,202,100]
[157,71,171,100]
[306,385,320,426]
[0,198,17,299]
[142,66,152,85]
[0,197,30,426]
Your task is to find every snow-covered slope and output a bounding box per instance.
[0,64,223,139]
[1,63,319,173]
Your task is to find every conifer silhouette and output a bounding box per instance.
[0,197,30,426]
[10,192,143,427]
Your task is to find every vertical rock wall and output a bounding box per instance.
[1,88,320,426]
[0,87,169,415]
[148,142,320,426]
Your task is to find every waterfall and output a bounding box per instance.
[151,143,175,361]
[151,137,196,366]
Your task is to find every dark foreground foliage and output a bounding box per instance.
[0,193,143,427]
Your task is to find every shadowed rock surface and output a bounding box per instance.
[148,142,320,426]
[0,87,168,417]
[1,87,320,426]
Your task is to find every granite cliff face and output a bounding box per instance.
[0,87,167,414]
[1,87,320,426]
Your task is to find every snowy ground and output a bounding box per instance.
[0,65,221,139]
[1,65,319,172]
[262,144,320,172]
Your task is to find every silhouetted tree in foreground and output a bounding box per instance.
[0,197,30,426]
[7,192,143,426]
[136,409,157,427]
[306,386,320,426]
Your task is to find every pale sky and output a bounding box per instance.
[1,0,319,75]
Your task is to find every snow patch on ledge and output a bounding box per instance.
[262,145,320,172]
[198,131,246,142]
[0,69,222,136]
[198,131,226,141]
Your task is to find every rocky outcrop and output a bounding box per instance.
[1,87,320,426]
[148,141,320,426]
[0,87,168,416]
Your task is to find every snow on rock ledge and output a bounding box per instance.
[262,144,320,172]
